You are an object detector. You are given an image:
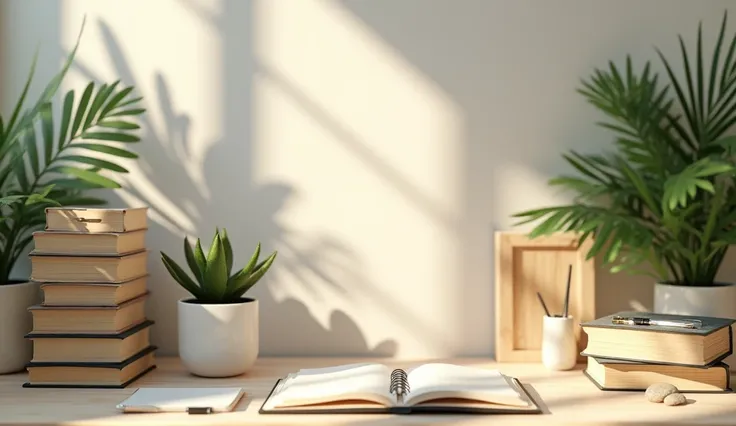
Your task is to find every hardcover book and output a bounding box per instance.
[29,250,148,283]
[45,207,148,233]
[580,311,734,367]
[26,320,154,363]
[583,356,731,393]
[23,345,157,389]
[259,362,542,415]
[40,275,148,307]
[32,229,147,256]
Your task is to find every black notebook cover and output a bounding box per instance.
[22,345,157,389]
[258,376,543,415]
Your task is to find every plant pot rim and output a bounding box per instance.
[178,297,257,306]
[656,281,735,288]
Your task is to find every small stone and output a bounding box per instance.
[645,383,679,403]
[663,393,687,406]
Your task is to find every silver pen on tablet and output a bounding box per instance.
[612,315,703,329]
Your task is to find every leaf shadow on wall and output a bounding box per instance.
[69,18,397,358]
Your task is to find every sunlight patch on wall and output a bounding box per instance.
[491,162,573,231]
[251,0,464,357]
[60,0,223,226]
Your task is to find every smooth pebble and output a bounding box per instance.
[663,393,687,406]
[645,383,679,403]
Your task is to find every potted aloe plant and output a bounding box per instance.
[0,20,145,374]
[512,11,736,319]
[161,228,277,377]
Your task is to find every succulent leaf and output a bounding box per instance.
[221,228,234,277]
[204,233,228,300]
[183,236,203,285]
[161,251,203,299]
[229,251,278,299]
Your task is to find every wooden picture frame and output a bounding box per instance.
[495,231,596,363]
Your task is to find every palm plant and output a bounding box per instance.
[161,228,278,303]
[513,11,736,286]
[0,20,145,284]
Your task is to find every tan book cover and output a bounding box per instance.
[40,275,148,306]
[24,346,157,389]
[30,250,148,283]
[26,320,154,363]
[32,229,147,256]
[28,293,149,334]
[45,207,148,233]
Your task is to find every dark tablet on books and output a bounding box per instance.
[258,362,543,415]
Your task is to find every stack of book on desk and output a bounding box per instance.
[581,311,735,393]
[23,207,156,389]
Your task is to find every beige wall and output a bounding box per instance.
[2,0,735,359]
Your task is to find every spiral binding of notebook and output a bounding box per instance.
[389,369,410,404]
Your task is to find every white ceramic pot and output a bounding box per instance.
[653,282,736,318]
[541,315,578,371]
[654,282,736,366]
[178,297,259,377]
[0,281,41,374]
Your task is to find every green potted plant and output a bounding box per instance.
[0,21,145,374]
[161,228,277,377]
[512,11,736,319]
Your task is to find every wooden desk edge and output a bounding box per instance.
[1,356,735,426]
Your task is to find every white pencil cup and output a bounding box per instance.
[541,315,577,371]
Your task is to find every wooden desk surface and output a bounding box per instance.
[1,356,735,426]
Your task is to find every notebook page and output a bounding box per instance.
[266,363,394,408]
[116,388,244,413]
[404,363,529,407]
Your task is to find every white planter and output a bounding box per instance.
[0,281,41,374]
[653,282,736,318]
[178,297,259,377]
[654,282,736,366]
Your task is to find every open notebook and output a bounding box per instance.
[259,362,542,415]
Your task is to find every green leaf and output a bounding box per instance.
[48,166,121,188]
[84,82,118,130]
[40,102,54,166]
[194,238,207,277]
[204,233,228,300]
[58,90,74,148]
[99,86,134,118]
[229,251,278,299]
[72,143,139,159]
[161,251,203,299]
[57,155,129,173]
[21,125,39,177]
[80,131,140,143]
[221,228,234,277]
[107,108,146,117]
[71,83,94,138]
[97,120,140,130]
[183,237,203,285]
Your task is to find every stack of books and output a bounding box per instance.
[581,311,735,393]
[23,207,156,389]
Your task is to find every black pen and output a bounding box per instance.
[537,292,551,317]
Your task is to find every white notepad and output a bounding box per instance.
[116,387,245,413]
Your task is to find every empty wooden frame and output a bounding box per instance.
[495,231,596,362]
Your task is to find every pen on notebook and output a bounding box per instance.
[536,292,551,317]
[612,315,703,329]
